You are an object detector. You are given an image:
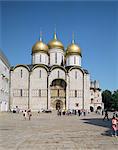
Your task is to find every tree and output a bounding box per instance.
[111,90,118,110]
[102,90,112,109]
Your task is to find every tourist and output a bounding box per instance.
[16,106,20,113]
[111,116,117,137]
[27,109,32,120]
[23,110,27,120]
[103,110,109,121]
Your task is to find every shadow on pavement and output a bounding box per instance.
[81,118,112,136]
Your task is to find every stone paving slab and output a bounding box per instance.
[0,112,118,150]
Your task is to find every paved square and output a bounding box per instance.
[0,112,118,150]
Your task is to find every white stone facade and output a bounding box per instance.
[0,50,10,111]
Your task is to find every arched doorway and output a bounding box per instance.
[56,100,63,110]
[50,79,66,110]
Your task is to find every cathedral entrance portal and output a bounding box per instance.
[56,100,63,110]
[50,79,66,110]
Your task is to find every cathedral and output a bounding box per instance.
[10,32,103,112]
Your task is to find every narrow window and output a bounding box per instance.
[75,90,77,97]
[74,56,76,64]
[58,70,59,78]
[61,56,64,66]
[40,55,41,62]
[39,89,41,97]
[21,69,22,78]
[58,89,59,97]
[75,71,77,79]
[55,53,57,63]
[39,70,41,78]
[20,89,22,97]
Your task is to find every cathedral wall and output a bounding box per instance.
[10,66,29,110]
[84,73,91,110]
[30,67,47,110]
[68,69,83,110]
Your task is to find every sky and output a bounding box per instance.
[0,0,118,91]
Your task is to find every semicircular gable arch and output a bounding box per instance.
[31,64,49,72]
[13,64,30,72]
[50,65,67,73]
[68,66,84,74]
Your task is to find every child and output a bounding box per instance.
[111,116,117,137]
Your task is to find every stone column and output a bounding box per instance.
[47,72,51,110]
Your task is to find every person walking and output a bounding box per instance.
[111,116,117,137]
[27,109,32,120]
[103,110,109,121]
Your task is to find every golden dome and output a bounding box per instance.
[66,39,82,57]
[48,33,64,50]
[32,37,48,54]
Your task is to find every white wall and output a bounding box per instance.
[84,73,91,110]
[0,59,9,111]
[10,66,29,110]
[30,67,48,111]
[68,69,83,110]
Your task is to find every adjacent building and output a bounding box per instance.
[10,33,104,112]
[0,49,10,111]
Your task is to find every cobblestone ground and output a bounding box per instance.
[0,112,118,150]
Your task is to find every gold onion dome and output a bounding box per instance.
[48,32,64,50]
[32,36,48,54]
[66,39,82,57]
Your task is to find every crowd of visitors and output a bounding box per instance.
[57,109,87,116]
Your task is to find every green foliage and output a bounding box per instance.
[102,90,118,110]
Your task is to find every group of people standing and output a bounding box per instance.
[57,109,87,116]
[23,109,32,120]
